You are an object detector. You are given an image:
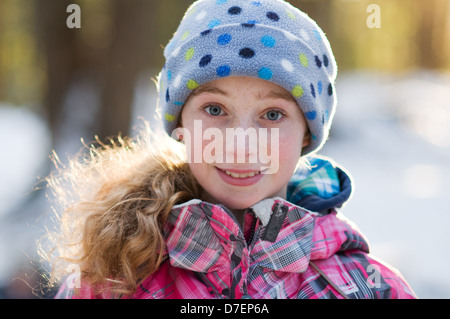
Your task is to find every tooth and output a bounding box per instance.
[222,169,261,178]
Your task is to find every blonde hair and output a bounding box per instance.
[40,124,201,297]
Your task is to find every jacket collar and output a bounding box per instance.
[164,198,316,273]
[164,197,369,275]
[287,155,353,214]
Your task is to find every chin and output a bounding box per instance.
[215,194,265,210]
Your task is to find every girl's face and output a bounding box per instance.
[180,76,310,210]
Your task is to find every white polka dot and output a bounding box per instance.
[171,46,181,57]
[195,10,207,21]
[281,59,294,72]
[173,74,182,88]
[283,30,298,41]
[300,29,310,41]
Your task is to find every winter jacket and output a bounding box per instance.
[55,156,416,299]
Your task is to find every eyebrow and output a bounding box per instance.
[260,90,297,104]
[190,83,229,97]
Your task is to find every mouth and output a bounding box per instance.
[215,167,264,186]
[220,169,261,179]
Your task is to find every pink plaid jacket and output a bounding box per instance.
[56,157,416,299]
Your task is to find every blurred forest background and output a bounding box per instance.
[0,0,449,299]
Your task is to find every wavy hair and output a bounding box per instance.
[40,125,201,297]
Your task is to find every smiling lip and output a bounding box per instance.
[215,167,264,186]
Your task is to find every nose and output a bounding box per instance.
[224,121,259,165]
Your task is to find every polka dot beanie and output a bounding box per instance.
[157,0,337,155]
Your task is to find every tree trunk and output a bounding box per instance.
[97,0,157,142]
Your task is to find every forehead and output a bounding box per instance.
[188,76,298,104]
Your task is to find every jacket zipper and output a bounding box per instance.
[245,212,258,246]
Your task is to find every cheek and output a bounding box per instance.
[181,122,224,164]
[187,162,210,189]
[277,130,304,168]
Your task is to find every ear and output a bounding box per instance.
[302,130,311,148]
[173,126,184,143]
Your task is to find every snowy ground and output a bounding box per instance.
[0,70,449,298]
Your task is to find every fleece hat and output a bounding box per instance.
[157,0,337,155]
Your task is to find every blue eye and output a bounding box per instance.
[265,110,283,121]
[205,105,223,116]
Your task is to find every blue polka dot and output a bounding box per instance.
[201,29,212,36]
[208,19,221,28]
[239,48,255,59]
[317,81,323,95]
[199,54,213,67]
[217,65,231,77]
[315,55,322,68]
[323,54,329,67]
[167,70,172,81]
[310,83,316,98]
[216,0,228,4]
[267,12,280,21]
[228,6,242,15]
[165,41,174,52]
[305,111,317,120]
[313,29,321,41]
[242,21,256,28]
[166,89,170,102]
[258,67,273,80]
[251,1,262,6]
[261,35,276,47]
[328,83,333,96]
[174,101,184,106]
[218,33,232,45]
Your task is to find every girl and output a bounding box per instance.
[45,0,416,299]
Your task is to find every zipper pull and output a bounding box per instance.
[261,203,289,242]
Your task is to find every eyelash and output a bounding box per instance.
[202,104,287,122]
[263,109,286,122]
[203,104,225,117]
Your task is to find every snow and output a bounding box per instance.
[0,105,51,217]
[0,104,51,291]
[320,71,450,298]
[0,70,449,298]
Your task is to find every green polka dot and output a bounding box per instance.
[181,31,190,41]
[299,54,308,67]
[292,85,304,98]
[185,48,195,61]
[187,79,199,90]
[186,6,197,16]
[165,113,175,122]
[286,10,296,20]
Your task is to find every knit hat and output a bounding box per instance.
[157,0,337,155]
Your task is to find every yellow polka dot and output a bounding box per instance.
[181,31,190,41]
[187,6,197,16]
[165,113,175,122]
[286,10,296,20]
[299,54,308,67]
[292,85,304,98]
[185,48,195,61]
[187,79,199,90]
